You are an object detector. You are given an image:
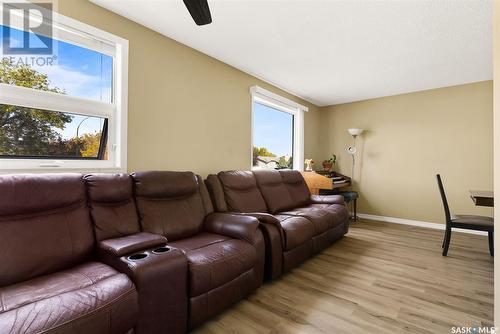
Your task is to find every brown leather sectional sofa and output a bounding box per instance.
[0,170,348,334]
[206,170,349,279]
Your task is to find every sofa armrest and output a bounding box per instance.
[231,212,282,226]
[204,213,259,244]
[99,232,167,257]
[98,237,188,334]
[310,194,345,205]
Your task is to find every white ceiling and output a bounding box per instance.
[91,0,493,106]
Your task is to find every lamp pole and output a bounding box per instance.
[346,128,364,181]
[351,135,357,180]
[76,116,91,139]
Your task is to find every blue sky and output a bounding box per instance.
[1,25,111,139]
[253,102,293,157]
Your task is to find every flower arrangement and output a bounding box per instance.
[304,159,314,172]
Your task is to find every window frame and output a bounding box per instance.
[250,85,308,171]
[0,5,128,172]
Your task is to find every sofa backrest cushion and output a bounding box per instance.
[205,174,228,212]
[132,171,213,241]
[217,171,268,213]
[279,170,311,207]
[84,173,141,242]
[0,173,94,286]
[253,170,294,214]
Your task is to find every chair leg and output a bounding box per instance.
[442,228,447,248]
[442,226,451,256]
[353,198,357,222]
[488,231,494,256]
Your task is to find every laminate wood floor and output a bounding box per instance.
[193,220,494,334]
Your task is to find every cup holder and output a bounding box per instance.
[152,246,171,254]
[128,253,148,261]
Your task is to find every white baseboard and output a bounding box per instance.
[357,213,488,236]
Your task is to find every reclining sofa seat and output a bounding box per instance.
[84,173,188,334]
[0,174,138,334]
[131,171,265,329]
[276,170,350,246]
[205,170,349,278]
[254,170,349,253]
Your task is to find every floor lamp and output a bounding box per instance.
[346,128,364,180]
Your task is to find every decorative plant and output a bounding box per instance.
[324,154,337,165]
[322,154,337,171]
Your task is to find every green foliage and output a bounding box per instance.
[0,104,72,155]
[0,59,64,93]
[324,153,337,164]
[253,146,276,157]
[277,155,292,169]
[0,60,93,157]
[80,133,104,158]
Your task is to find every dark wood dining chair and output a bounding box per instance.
[436,174,494,256]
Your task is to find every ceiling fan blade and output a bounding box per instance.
[183,0,212,26]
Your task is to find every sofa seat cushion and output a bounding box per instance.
[274,215,315,251]
[169,232,230,250]
[301,203,330,209]
[321,203,350,226]
[170,233,256,297]
[279,208,333,236]
[0,261,138,334]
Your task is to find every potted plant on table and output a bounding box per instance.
[322,154,337,171]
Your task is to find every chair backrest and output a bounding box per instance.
[436,174,451,223]
[132,171,214,241]
[205,174,228,212]
[84,173,141,242]
[253,170,293,214]
[0,173,94,286]
[279,170,311,207]
[216,171,268,213]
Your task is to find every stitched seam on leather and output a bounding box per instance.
[91,198,133,206]
[191,247,252,266]
[136,193,195,201]
[6,269,116,312]
[64,210,76,263]
[2,272,90,312]
[191,265,255,298]
[0,201,84,221]
[225,187,259,194]
[78,269,97,285]
[182,238,227,251]
[36,284,136,334]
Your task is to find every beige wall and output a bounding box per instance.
[319,81,493,224]
[55,0,321,176]
[54,1,492,226]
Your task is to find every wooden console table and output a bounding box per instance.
[300,171,351,194]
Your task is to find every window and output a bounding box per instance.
[250,86,307,171]
[0,105,108,159]
[0,3,128,171]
